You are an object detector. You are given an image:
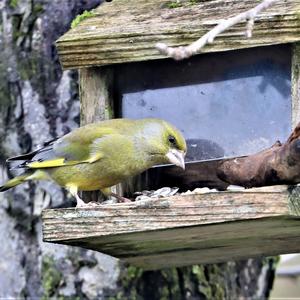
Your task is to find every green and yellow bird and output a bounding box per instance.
[0,118,186,207]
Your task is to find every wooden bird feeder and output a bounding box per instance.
[42,0,300,269]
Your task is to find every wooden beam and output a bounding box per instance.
[42,185,300,270]
[79,67,114,126]
[79,67,122,201]
[57,0,300,69]
[292,43,300,127]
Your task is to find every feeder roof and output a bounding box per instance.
[57,0,300,69]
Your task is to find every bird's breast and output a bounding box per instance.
[47,152,153,191]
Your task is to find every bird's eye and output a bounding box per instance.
[168,135,176,145]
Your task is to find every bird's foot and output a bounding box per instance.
[75,194,100,208]
[110,192,132,203]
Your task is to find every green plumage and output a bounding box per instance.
[0,118,186,204]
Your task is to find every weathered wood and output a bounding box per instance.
[79,67,123,200]
[292,43,300,127]
[79,67,114,125]
[57,0,300,69]
[42,185,300,269]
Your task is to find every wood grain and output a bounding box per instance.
[292,43,300,127]
[79,67,114,126]
[57,0,300,69]
[42,185,300,269]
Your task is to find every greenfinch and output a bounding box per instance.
[0,118,186,206]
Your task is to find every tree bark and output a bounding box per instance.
[0,0,276,299]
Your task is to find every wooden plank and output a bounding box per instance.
[57,0,300,69]
[292,43,300,127]
[42,185,300,269]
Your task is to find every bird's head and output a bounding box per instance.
[136,119,187,169]
[163,122,187,169]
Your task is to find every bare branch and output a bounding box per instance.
[156,0,279,60]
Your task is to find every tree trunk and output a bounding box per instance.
[0,0,276,299]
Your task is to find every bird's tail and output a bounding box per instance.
[0,172,33,192]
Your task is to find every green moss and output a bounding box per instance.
[105,105,114,119]
[58,297,80,300]
[162,0,200,8]
[11,2,43,44]
[188,0,200,4]
[0,60,11,114]
[191,266,211,298]
[166,1,183,9]
[126,265,143,280]
[9,0,18,8]
[264,256,280,269]
[42,256,62,300]
[33,3,44,14]
[109,264,144,300]
[71,10,96,29]
[18,55,39,81]
[296,12,300,28]
[192,265,203,276]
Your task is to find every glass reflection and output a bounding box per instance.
[115,45,291,161]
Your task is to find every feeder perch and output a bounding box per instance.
[43,186,300,270]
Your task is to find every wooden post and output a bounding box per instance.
[292,43,300,128]
[79,67,122,201]
[79,67,114,126]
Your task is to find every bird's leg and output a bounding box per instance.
[74,192,100,207]
[72,190,87,207]
[67,184,90,207]
[74,193,87,208]
[110,192,132,203]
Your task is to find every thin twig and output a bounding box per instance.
[156,0,279,60]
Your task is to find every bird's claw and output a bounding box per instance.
[75,194,100,208]
[110,192,132,203]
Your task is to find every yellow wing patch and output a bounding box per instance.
[27,158,67,168]
[27,153,104,169]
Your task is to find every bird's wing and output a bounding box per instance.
[11,126,120,169]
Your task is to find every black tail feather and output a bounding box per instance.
[6,150,39,163]
[6,138,58,164]
[0,185,11,192]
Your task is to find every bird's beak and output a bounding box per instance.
[166,149,186,170]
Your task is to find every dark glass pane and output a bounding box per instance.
[115,45,291,161]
